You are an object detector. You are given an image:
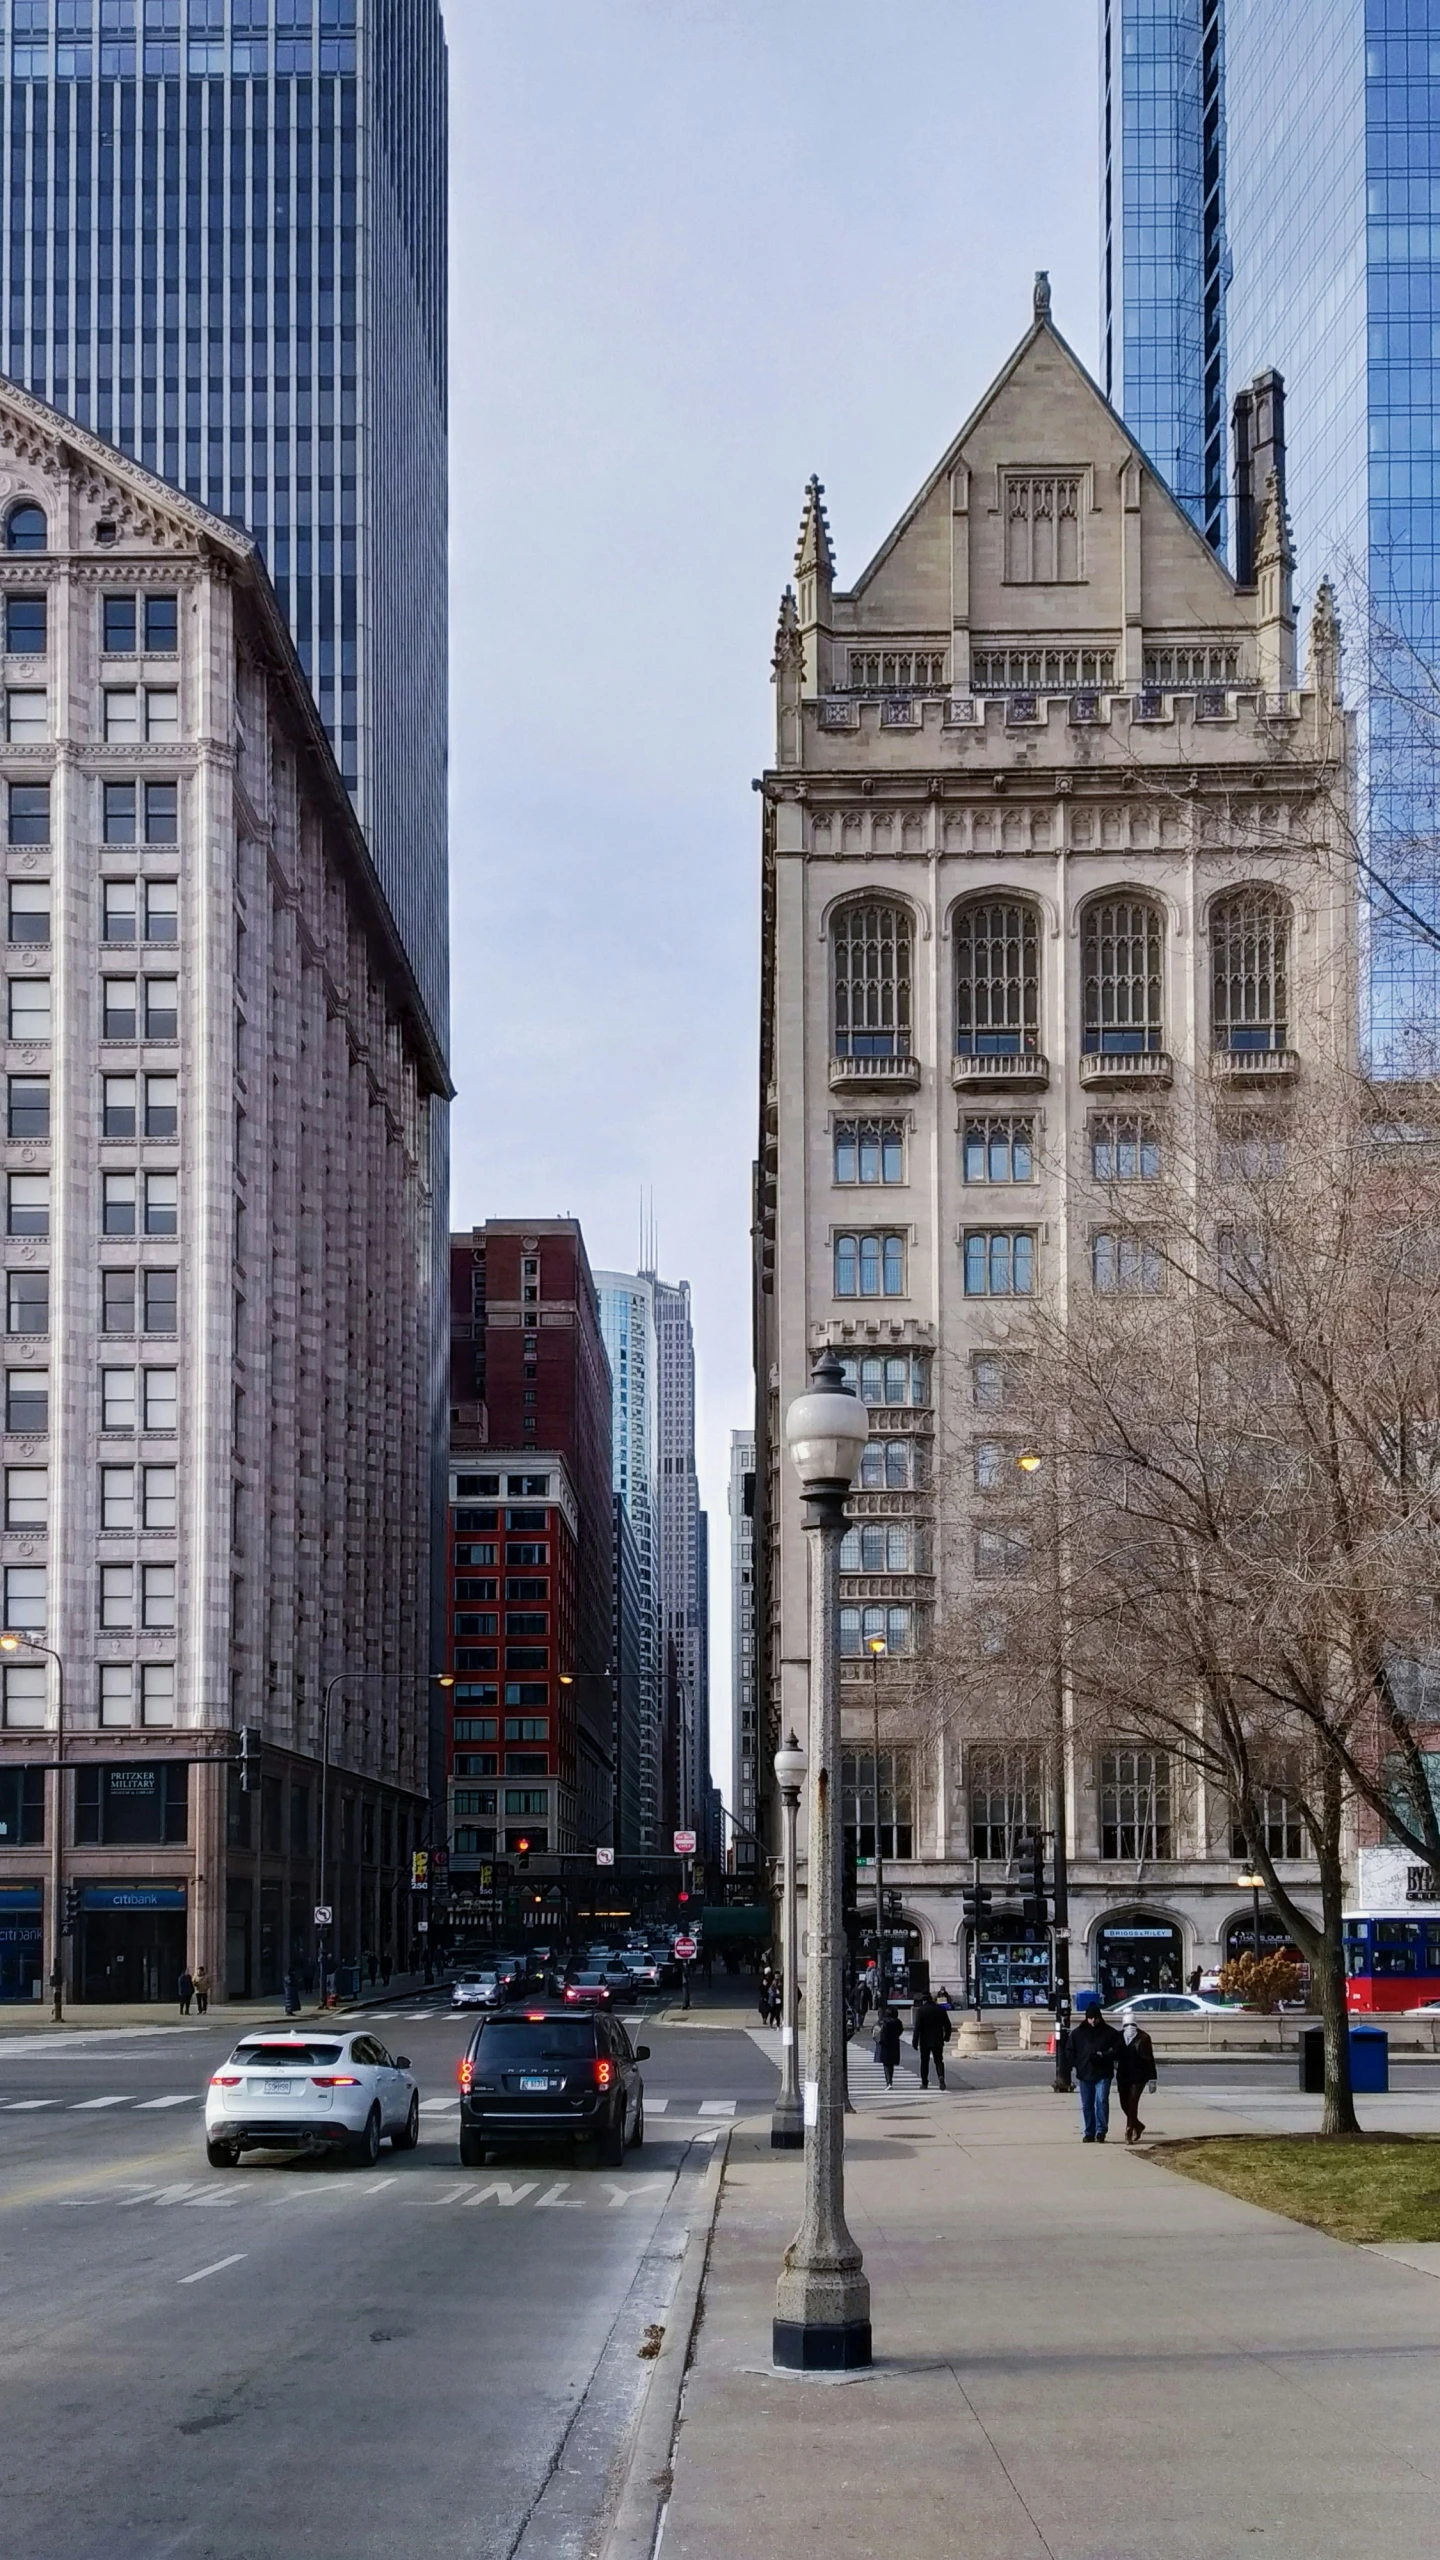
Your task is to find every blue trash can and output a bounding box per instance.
[1348,2024,1389,2094]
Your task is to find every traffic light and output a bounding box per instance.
[62,1881,82,1937]
[238,1724,261,1794]
[1020,1832,1048,1931]
[962,1882,991,1930]
[676,1889,689,1905]
[516,1837,531,1870]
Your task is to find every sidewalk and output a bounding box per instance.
[0,1970,445,2041]
[656,2053,1440,2560]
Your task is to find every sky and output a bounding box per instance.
[444,0,1099,1806]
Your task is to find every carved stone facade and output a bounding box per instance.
[0,378,444,2005]
[755,291,1355,2003]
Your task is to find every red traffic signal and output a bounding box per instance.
[677,1890,689,1904]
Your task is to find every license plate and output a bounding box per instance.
[519,2077,550,2092]
[263,2079,293,2094]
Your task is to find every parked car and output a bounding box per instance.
[1106,1991,1232,2020]
[451,1972,502,2011]
[457,2007,648,2167]
[205,2030,419,2167]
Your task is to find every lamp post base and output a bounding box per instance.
[772,2316,873,2372]
[770,2103,805,2151]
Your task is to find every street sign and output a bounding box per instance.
[673,1934,697,1962]
[313,1905,332,1926]
[673,1829,697,1857]
[596,1847,615,1866]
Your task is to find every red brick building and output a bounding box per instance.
[445,1223,614,1873]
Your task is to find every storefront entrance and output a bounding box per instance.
[77,1884,187,2002]
[0,1881,42,1999]
[1222,1909,1300,1965]
[973,1918,1052,2009]
[1095,1914,1184,2003]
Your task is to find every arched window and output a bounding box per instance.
[955,900,1040,1056]
[1210,888,1290,1053]
[832,902,912,1059]
[4,504,46,554]
[1082,897,1165,1055]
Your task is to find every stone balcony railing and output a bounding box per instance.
[1209,1046,1300,1085]
[1078,1049,1174,1090]
[950,1052,1050,1092]
[828,1053,922,1094]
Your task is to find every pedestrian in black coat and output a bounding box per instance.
[873,2005,902,2086]
[911,1993,953,2090]
[1057,2002,1125,2141]
[1116,2021,1158,2143]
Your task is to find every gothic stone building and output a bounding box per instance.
[753,287,1353,2005]
[0,378,445,2006]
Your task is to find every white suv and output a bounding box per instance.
[205,2031,420,2167]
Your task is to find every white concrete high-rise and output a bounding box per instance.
[596,1271,659,1852]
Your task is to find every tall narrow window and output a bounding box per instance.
[1211,889,1290,1053]
[832,903,912,1059]
[955,902,1040,1056]
[1082,898,1165,1055]
[1100,1748,1172,1859]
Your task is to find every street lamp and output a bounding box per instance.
[866,1636,887,1997]
[1016,1453,1073,2089]
[0,1631,66,2020]
[771,1728,807,2151]
[316,1673,350,2002]
[774,1346,871,2373]
[1237,1866,1265,1960]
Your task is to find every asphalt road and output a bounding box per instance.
[0,1994,779,2560]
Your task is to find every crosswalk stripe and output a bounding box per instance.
[72,2096,132,2110]
[3,2098,55,2110]
[645,2098,668,2114]
[418,2096,459,2113]
[698,2100,736,2117]
[135,2095,196,2110]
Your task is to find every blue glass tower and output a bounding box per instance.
[0,0,448,1041]
[1102,0,1440,1060]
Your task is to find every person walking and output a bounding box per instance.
[366,1949,379,1990]
[380,1952,393,1988]
[912,1990,952,2090]
[1116,2019,1158,2143]
[873,2004,902,2088]
[191,1964,210,2016]
[1058,1995,1123,2142]
[177,1967,193,2018]
[283,1970,301,2017]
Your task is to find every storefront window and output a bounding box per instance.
[73,1762,187,1846]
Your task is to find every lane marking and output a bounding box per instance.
[423,2184,471,2207]
[418,2097,459,2114]
[698,2100,736,2117]
[135,2095,196,2111]
[535,2182,581,2210]
[178,2253,247,2286]
[72,2096,132,2110]
[460,2180,536,2208]
[360,2178,398,2196]
[3,2099,56,2110]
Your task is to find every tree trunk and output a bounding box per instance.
[1317,1766,1360,2138]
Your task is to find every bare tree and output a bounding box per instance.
[930,1061,1440,2138]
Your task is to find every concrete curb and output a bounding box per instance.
[598,2128,732,2560]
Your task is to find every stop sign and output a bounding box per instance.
[673,1936,697,1963]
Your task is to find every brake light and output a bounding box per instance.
[593,2058,614,2090]
[310,2075,360,2087]
[458,2056,473,2093]
[209,2074,241,2086]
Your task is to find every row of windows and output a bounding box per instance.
[0,977,179,1040]
[832,892,1293,1061]
[2,1559,174,1632]
[6,783,182,847]
[453,1578,548,1603]
[0,1462,182,1533]
[452,1717,550,1744]
[833,1221,1266,1301]
[834,1113,1167,1187]
[8,881,180,943]
[8,1073,178,1138]
[2,1659,176,1731]
[2,34,361,79]
[1,689,182,746]
[453,1542,549,1568]
[452,1612,550,1638]
[0,1367,177,1432]
[1,1268,178,1336]
[1,592,178,661]
[5,1171,177,1236]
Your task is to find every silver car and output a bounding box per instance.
[452,1971,502,2011]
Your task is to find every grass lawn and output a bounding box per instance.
[1152,2135,1440,2243]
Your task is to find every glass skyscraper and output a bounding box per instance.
[1102,0,1440,1058]
[0,0,448,1037]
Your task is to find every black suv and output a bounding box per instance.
[458,2008,649,2168]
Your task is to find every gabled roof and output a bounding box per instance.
[0,370,449,1097]
[839,286,1241,607]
